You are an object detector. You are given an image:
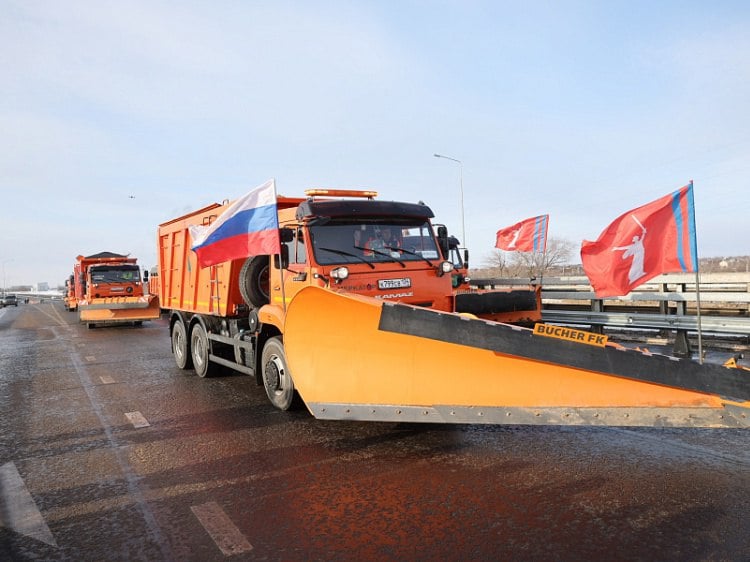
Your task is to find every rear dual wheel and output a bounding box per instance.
[171,320,192,370]
[190,322,217,378]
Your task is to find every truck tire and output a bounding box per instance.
[239,256,270,308]
[171,320,193,370]
[190,322,216,378]
[261,337,297,411]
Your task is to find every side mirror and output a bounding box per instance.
[279,227,294,243]
[436,225,449,258]
[463,249,469,269]
[274,245,289,269]
[143,270,149,282]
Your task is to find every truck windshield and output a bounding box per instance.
[90,265,140,283]
[310,220,440,265]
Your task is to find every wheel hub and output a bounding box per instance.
[265,360,281,391]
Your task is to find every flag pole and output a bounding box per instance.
[538,215,549,286]
[688,181,703,363]
[280,260,287,313]
[695,258,703,364]
[271,180,287,313]
[539,248,546,285]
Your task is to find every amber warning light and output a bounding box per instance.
[304,189,378,199]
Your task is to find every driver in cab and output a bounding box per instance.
[364,227,401,256]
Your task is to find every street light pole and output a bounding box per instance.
[433,153,465,246]
[1,259,11,296]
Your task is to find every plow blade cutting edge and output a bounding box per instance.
[283,287,750,428]
[79,295,161,324]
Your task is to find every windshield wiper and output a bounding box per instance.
[317,247,375,269]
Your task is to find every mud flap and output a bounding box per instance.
[283,287,750,427]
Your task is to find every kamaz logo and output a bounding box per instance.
[375,292,414,299]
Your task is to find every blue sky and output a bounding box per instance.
[3,1,750,286]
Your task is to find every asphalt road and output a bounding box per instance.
[1,301,749,561]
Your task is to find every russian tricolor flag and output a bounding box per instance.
[190,179,280,268]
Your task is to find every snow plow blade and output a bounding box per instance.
[79,295,161,326]
[284,287,750,428]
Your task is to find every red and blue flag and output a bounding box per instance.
[581,182,697,297]
[495,214,549,253]
[190,179,280,268]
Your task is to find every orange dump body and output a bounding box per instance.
[158,199,300,318]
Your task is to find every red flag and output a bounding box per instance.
[495,215,549,252]
[580,182,697,297]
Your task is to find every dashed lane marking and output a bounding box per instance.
[30,302,68,328]
[85,356,96,362]
[191,501,253,556]
[100,375,115,384]
[67,340,172,558]
[0,462,57,546]
[125,411,150,428]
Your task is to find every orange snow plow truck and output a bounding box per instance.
[158,189,750,428]
[74,252,160,328]
[63,274,77,312]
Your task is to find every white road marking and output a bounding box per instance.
[191,501,253,556]
[124,411,150,428]
[46,302,70,327]
[67,347,172,559]
[0,462,57,546]
[28,302,68,327]
[100,375,115,384]
[85,356,96,362]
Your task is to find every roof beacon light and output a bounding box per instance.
[304,189,378,199]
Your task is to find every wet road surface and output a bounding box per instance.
[1,301,749,561]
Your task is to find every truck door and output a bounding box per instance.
[278,227,310,304]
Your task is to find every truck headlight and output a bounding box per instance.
[330,267,349,281]
[437,261,453,276]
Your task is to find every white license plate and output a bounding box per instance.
[378,278,412,290]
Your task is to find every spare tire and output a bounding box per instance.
[239,256,270,308]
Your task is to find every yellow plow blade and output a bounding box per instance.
[284,287,750,428]
[79,295,161,325]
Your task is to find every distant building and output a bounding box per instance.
[37,282,49,291]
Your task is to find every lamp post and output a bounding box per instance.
[1,259,11,296]
[433,153,465,246]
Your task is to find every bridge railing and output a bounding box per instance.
[471,272,750,354]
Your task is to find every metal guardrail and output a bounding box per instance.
[471,273,750,351]
[541,310,750,335]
